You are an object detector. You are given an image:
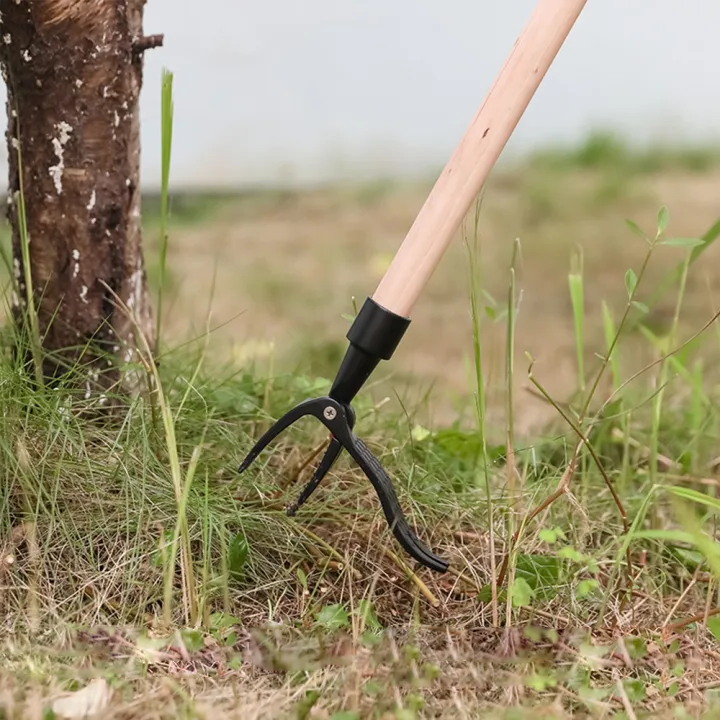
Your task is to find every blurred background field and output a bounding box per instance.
[3,131,718,433]
[114,134,720,436]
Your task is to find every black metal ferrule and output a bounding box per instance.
[330,297,411,405]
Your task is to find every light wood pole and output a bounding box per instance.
[239,0,591,574]
[372,0,588,318]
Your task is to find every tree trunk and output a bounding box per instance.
[0,0,160,395]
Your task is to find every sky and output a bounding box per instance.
[1,0,719,189]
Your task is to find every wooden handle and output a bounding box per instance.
[372,0,588,317]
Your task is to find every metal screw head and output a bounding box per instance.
[323,406,337,421]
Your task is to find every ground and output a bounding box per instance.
[3,135,720,718]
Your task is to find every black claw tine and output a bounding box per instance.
[287,437,343,516]
[346,435,449,573]
[320,408,447,573]
[239,394,449,573]
[238,397,324,473]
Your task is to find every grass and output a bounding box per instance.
[4,128,720,717]
[2,213,720,719]
[154,68,175,350]
[528,130,720,175]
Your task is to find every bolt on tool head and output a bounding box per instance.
[238,0,587,574]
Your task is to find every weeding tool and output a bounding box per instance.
[238,0,588,573]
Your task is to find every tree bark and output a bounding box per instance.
[0,0,158,395]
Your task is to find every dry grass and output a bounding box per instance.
[3,594,720,718]
[3,143,720,718]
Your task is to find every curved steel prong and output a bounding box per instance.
[315,398,449,573]
[287,437,343,516]
[238,397,326,473]
[238,395,449,573]
[344,434,449,573]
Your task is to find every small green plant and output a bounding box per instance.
[314,603,350,632]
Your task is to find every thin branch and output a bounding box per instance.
[133,34,165,54]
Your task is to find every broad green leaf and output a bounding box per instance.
[315,603,349,631]
[477,584,506,603]
[510,577,535,608]
[406,693,425,712]
[228,533,249,579]
[209,612,242,631]
[545,628,559,643]
[576,579,599,598]
[558,546,584,563]
[625,636,647,659]
[624,269,638,297]
[515,554,561,601]
[421,662,441,681]
[362,680,384,696]
[526,672,557,691]
[632,300,649,314]
[539,528,558,544]
[295,691,320,720]
[180,628,204,652]
[539,527,567,544]
[479,554,560,603]
[707,617,720,642]
[623,678,647,703]
[657,205,670,235]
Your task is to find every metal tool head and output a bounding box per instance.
[238,393,449,573]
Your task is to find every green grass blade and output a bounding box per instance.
[155,68,175,349]
[568,249,585,393]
